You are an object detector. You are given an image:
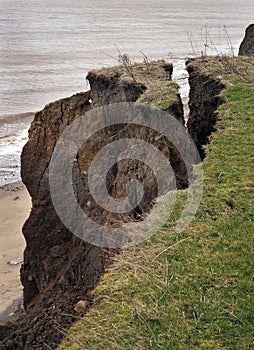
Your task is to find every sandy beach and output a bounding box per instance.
[0,182,31,317]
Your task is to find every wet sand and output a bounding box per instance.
[0,182,31,316]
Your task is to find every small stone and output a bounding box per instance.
[13,196,20,201]
[27,275,33,281]
[74,300,89,313]
[7,258,23,265]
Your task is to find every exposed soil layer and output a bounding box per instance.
[186,59,225,159]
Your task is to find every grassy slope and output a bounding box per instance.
[59,57,254,350]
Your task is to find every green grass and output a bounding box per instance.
[59,57,254,350]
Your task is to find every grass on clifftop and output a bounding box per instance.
[59,56,254,350]
[89,59,178,109]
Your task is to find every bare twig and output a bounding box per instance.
[153,237,190,260]
[114,44,137,82]
[221,308,244,324]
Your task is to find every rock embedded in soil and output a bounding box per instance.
[74,300,89,313]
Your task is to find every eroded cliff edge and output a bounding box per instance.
[0,58,228,349]
[0,61,188,349]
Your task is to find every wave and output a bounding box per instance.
[0,112,33,186]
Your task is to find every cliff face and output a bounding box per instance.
[85,68,188,218]
[239,24,254,56]
[21,69,159,314]
[186,60,225,159]
[1,93,107,349]
[21,63,187,306]
[20,91,110,310]
[0,62,187,349]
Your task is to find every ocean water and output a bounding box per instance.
[0,131,27,185]
[0,113,33,186]
[0,0,253,185]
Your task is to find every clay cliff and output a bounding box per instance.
[239,23,254,56]
[0,61,188,349]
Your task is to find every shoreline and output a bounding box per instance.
[0,181,31,322]
[0,113,34,187]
